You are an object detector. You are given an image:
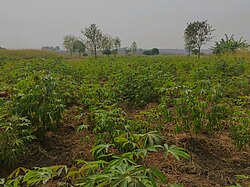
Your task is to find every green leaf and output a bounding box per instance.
[164,144,190,160]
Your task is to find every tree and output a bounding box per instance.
[143,48,159,55]
[63,35,77,56]
[113,37,121,57]
[81,24,102,59]
[152,48,159,55]
[131,41,137,54]
[211,34,249,54]
[184,20,214,58]
[100,35,114,53]
[73,40,86,57]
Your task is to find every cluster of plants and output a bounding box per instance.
[212,34,249,54]
[0,53,250,186]
[0,57,79,168]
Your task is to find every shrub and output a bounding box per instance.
[143,48,159,55]
[0,115,35,168]
[212,34,249,54]
[11,71,65,139]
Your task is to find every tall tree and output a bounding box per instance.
[73,40,86,57]
[81,24,102,59]
[113,37,121,57]
[131,41,137,54]
[63,35,77,56]
[184,20,214,58]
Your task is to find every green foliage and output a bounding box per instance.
[1,165,67,187]
[226,175,250,187]
[159,83,228,134]
[0,115,35,168]
[82,23,103,59]
[230,103,250,149]
[11,71,65,139]
[163,144,190,161]
[143,48,159,56]
[1,53,250,185]
[1,160,167,187]
[63,35,78,56]
[184,20,214,58]
[212,34,249,54]
[73,40,86,57]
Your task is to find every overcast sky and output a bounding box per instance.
[0,0,249,49]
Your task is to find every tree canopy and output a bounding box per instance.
[184,20,214,58]
[73,40,86,57]
[63,35,78,56]
[82,24,102,59]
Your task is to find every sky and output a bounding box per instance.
[0,0,249,49]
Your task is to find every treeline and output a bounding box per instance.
[63,24,161,58]
[63,24,122,58]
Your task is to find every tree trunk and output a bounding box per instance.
[198,46,201,59]
[94,46,97,59]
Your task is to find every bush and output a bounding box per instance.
[11,71,65,139]
[143,48,159,55]
[212,34,249,54]
[0,115,35,168]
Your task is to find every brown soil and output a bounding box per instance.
[145,132,250,187]
[1,105,250,187]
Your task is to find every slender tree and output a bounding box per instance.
[82,24,102,59]
[184,20,214,58]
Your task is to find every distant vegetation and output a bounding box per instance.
[41,46,60,51]
[63,24,122,59]
[211,34,249,54]
[0,49,61,59]
[143,48,160,55]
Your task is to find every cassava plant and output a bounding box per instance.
[0,115,35,168]
[11,71,65,139]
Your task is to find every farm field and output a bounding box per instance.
[0,51,250,186]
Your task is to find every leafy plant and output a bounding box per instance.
[162,144,190,161]
[212,34,249,54]
[11,71,65,139]
[1,165,67,187]
[0,115,35,168]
